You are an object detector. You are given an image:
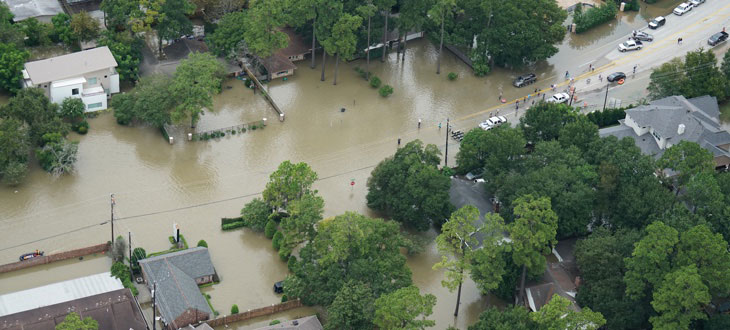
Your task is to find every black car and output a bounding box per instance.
[648,16,666,29]
[513,73,537,87]
[607,72,626,82]
[273,281,284,294]
[708,31,729,46]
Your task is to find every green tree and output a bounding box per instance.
[1,160,27,185]
[0,3,25,47]
[55,312,98,330]
[356,1,377,79]
[519,101,575,143]
[20,17,51,46]
[70,11,100,42]
[60,98,85,122]
[469,213,508,296]
[683,172,724,216]
[244,0,288,81]
[170,52,224,127]
[558,115,599,154]
[674,224,730,294]
[325,13,362,85]
[35,138,78,176]
[428,0,456,74]
[130,247,146,273]
[650,265,710,330]
[508,194,558,304]
[50,13,77,46]
[98,31,142,82]
[100,0,137,29]
[532,294,606,330]
[647,58,685,100]
[658,141,715,193]
[468,306,537,330]
[284,212,412,306]
[240,197,272,231]
[264,219,277,238]
[373,285,436,329]
[206,11,247,58]
[397,0,429,64]
[111,74,175,126]
[0,118,30,185]
[279,193,323,256]
[623,221,678,300]
[0,43,30,93]
[648,49,727,101]
[313,0,342,81]
[367,140,453,230]
[262,160,318,211]
[325,281,376,330]
[455,125,525,176]
[0,88,69,144]
[376,0,396,64]
[155,0,195,53]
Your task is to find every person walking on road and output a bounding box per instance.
[633,65,637,74]
[678,37,683,45]
[418,118,421,129]
[565,71,570,79]
[398,138,401,147]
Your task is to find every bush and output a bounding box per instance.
[278,248,289,261]
[197,240,208,248]
[379,85,394,97]
[251,125,258,130]
[272,231,283,250]
[74,121,89,135]
[231,304,239,314]
[370,76,382,88]
[241,198,271,231]
[281,294,288,302]
[222,221,247,230]
[574,1,618,33]
[269,320,281,325]
[447,72,458,81]
[264,219,277,239]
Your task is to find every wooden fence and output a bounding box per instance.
[242,65,285,121]
[0,243,109,274]
[205,300,303,327]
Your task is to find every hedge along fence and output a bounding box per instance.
[222,217,247,231]
[586,106,631,128]
[574,1,618,34]
[191,119,266,142]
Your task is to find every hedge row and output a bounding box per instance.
[222,221,247,231]
[586,106,629,128]
[574,2,618,34]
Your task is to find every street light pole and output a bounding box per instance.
[444,118,449,168]
[602,82,610,111]
[110,194,115,244]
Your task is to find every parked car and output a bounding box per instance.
[479,121,493,130]
[618,39,644,52]
[607,72,626,82]
[513,73,537,87]
[708,31,729,46]
[547,92,570,104]
[631,30,654,42]
[648,16,666,29]
[465,170,484,181]
[690,0,705,6]
[273,281,284,294]
[673,2,693,16]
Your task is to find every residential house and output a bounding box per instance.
[254,315,323,330]
[263,54,297,80]
[599,95,730,170]
[524,239,580,312]
[138,247,217,330]
[1,0,64,22]
[0,288,148,330]
[22,46,120,112]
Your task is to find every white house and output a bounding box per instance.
[22,46,120,112]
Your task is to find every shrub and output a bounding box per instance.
[222,221,247,230]
[574,1,618,33]
[264,219,277,239]
[231,304,239,314]
[369,76,382,88]
[272,231,283,250]
[269,320,281,325]
[77,122,89,134]
[231,130,236,135]
[251,125,258,130]
[241,127,246,133]
[197,240,208,248]
[379,85,394,97]
[281,294,288,302]
[241,198,271,231]
[287,255,297,272]
[278,249,289,261]
[447,72,458,81]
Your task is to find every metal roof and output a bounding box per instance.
[24,46,118,85]
[0,272,123,317]
[1,0,63,22]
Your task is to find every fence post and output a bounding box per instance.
[263,118,267,126]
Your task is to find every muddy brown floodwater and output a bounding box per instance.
[0,9,664,328]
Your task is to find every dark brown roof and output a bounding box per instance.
[0,288,148,330]
[263,54,297,73]
[277,28,310,57]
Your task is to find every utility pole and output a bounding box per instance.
[128,231,133,282]
[568,86,575,107]
[110,193,115,244]
[444,118,449,167]
[152,282,157,330]
[602,82,610,111]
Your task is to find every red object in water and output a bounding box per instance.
[350,181,355,186]
[501,99,506,103]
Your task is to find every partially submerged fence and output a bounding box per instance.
[0,243,109,274]
[191,119,266,142]
[205,300,303,327]
[242,65,285,121]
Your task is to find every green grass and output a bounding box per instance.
[720,101,730,123]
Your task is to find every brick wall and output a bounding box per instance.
[169,308,210,330]
[0,243,109,274]
[205,300,303,327]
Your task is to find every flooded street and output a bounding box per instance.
[0,7,684,328]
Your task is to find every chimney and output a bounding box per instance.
[677,124,685,135]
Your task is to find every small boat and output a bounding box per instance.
[19,250,43,261]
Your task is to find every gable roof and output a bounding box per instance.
[1,0,63,22]
[263,54,297,73]
[140,247,215,280]
[254,316,323,330]
[24,46,118,85]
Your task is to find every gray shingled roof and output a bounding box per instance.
[1,0,63,22]
[254,316,323,330]
[24,46,118,85]
[599,122,663,158]
[139,247,215,324]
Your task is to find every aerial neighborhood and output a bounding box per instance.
[1,0,730,329]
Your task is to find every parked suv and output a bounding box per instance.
[513,73,537,87]
[618,39,643,52]
[648,16,666,29]
[547,93,570,104]
[708,31,729,46]
[673,2,693,16]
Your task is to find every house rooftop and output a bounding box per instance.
[0,272,123,317]
[0,288,147,330]
[1,0,63,22]
[263,54,297,74]
[24,46,118,85]
[254,315,323,330]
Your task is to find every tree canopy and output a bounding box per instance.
[373,285,437,330]
[55,312,98,330]
[169,52,225,127]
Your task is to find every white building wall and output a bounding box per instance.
[50,83,83,104]
[625,115,649,136]
[81,93,107,112]
[109,73,120,94]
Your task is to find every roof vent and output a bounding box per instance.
[677,124,685,135]
[293,320,299,326]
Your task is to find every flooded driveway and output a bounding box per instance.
[0,8,679,328]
